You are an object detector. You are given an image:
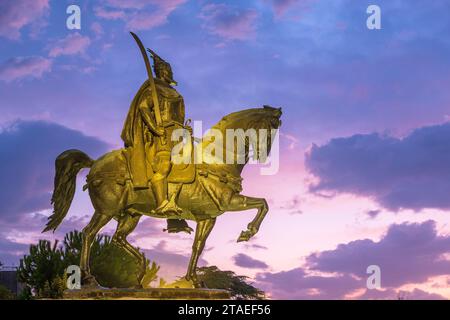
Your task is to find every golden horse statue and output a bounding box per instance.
[43,106,282,288]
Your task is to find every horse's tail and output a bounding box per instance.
[43,149,94,233]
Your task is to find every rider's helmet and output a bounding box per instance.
[148,49,177,86]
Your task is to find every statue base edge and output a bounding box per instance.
[63,287,231,300]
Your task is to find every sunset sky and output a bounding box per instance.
[1,0,450,299]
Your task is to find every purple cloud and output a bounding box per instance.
[0,120,109,221]
[0,0,49,39]
[199,3,258,41]
[359,288,446,300]
[0,56,52,82]
[233,253,269,269]
[307,220,450,288]
[306,123,450,211]
[48,33,91,58]
[366,210,381,219]
[256,267,361,299]
[257,220,450,299]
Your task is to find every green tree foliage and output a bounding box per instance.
[18,230,160,298]
[197,266,265,300]
[18,240,66,298]
[0,285,15,300]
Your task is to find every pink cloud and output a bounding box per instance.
[199,4,258,41]
[48,33,91,58]
[257,220,450,299]
[105,0,185,10]
[270,0,315,19]
[90,22,104,38]
[126,11,171,31]
[0,0,49,40]
[0,56,52,82]
[94,6,126,20]
[95,0,186,30]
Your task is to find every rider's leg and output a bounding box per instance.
[151,151,171,209]
[128,144,148,189]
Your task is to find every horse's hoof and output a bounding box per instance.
[237,230,252,242]
[82,275,101,288]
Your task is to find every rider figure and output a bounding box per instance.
[121,49,190,216]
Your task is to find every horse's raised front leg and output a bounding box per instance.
[186,218,216,287]
[226,194,269,242]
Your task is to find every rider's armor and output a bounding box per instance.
[121,50,187,217]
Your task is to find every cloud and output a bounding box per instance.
[142,240,208,281]
[0,234,30,265]
[278,195,302,214]
[256,267,361,299]
[48,33,91,58]
[244,243,268,250]
[306,220,450,288]
[358,288,446,300]
[233,253,268,269]
[0,210,92,265]
[0,120,109,222]
[366,210,381,219]
[0,0,49,39]
[257,220,450,299]
[199,3,258,41]
[94,7,126,20]
[90,22,104,38]
[306,123,450,211]
[126,11,172,31]
[95,0,186,30]
[270,0,315,19]
[0,56,52,82]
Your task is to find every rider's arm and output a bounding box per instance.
[138,92,163,136]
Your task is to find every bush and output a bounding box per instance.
[18,240,65,298]
[18,230,160,298]
[0,285,15,300]
[197,266,265,299]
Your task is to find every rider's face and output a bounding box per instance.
[163,69,177,86]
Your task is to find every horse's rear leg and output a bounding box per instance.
[186,218,216,287]
[226,194,269,242]
[111,214,146,287]
[80,211,112,286]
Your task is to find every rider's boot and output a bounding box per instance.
[151,174,183,216]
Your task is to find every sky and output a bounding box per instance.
[1,0,450,300]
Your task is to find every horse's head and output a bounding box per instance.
[201,105,282,172]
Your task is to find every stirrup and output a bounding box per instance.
[151,200,170,216]
[152,194,183,216]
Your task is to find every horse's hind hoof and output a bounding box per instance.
[82,275,101,288]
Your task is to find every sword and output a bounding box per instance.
[130,32,164,141]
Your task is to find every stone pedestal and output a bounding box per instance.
[63,287,231,300]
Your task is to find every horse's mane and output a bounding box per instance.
[207,107,279,133]
[198,106,282,174]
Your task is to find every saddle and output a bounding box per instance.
[123,140,196,185]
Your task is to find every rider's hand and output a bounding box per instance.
[185,125,193,136]
[155,127,165,136]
